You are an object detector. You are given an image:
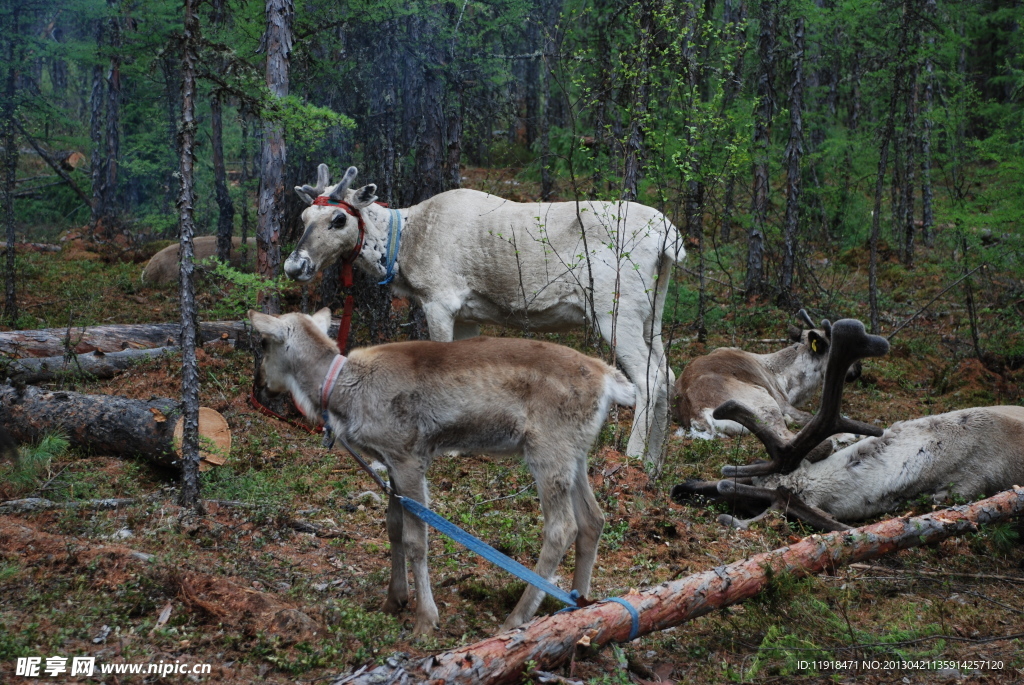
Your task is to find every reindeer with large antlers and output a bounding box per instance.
[672,319,1024,531]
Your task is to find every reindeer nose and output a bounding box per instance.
[284,252,313,281]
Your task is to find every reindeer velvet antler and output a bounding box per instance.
[719,318,889,478]
[299,163,331,199]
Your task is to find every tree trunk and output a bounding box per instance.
[177,0,203,512]
[902,61,918,269]
[746,0,777,298]
[719,0,746,242]
[1,347,177,385]
[620,1,654,203]
[1,4,18,326]
[100,0,121,238]
[920,0,936,246]
[256,0,293,314]
[211,93,235,263]
[0,320,248,358]
[869,137,891,334]
[778,16,804,308]
[0,384,230,472]
[89,20,105,234]
[337,487,1024,685]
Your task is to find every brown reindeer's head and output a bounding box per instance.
[284,164,378,282]
[249,308,336,403]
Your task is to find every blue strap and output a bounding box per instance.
[603,597,641,641]
[396,495,579,608]
[378,209,402,285]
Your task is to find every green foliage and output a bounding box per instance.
[198,258,298,320]
[0,433,69,496]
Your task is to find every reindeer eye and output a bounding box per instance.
[330,214,347,230]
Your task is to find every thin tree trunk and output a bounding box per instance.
[89,20,105,234]
[720,0,745,242]
[920,0,936,246]
[177,0,203,512]
[2,5,18,325]
[338,488,1024,685]
[620,1,654,203]
[256,0,293,314]
[746,0,777,297]
[100,1,121,237]
[778,16,804,308]
[240,112,252,247]
[211,93,235,263]
[902,62,918,269]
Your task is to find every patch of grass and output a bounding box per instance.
[0,433,69,496]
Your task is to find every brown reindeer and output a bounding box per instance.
[249,308,634,636]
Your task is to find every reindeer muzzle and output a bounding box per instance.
[284,252,315,282]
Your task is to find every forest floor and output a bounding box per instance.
[1,206,1023,684]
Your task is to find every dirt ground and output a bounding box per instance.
[1,241,1022,684]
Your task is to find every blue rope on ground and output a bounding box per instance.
[397,495,579,607]
[332,434,644,640]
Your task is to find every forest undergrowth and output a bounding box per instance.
[1,168,1023,684]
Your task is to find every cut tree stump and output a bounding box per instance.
[334,486,1024,685]
[0,321,248,358]
[1,346,177,384]
[0,383,229,470]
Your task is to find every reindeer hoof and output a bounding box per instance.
[412,619,438,640]
[718,514,749,530]
[381,597,407,615]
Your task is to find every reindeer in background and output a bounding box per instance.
[673,310,861,441]
[672,319,1024,531]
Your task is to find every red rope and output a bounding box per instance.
[248,387,323,435]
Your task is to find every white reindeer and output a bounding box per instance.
[283,165,684,474]
[673,310,861,440]
[672,319,1024,531]
[249,308,635,636]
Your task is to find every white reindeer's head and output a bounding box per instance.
[248,308,336,408]
[284,164,379,282]
[781,310,862,407]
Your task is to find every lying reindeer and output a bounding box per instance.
[248,308,634,636]
[673,310,860,440]
[672,318,1024,531]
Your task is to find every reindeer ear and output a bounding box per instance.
[310,307,332,334]
[807,330,829,355]
[294,186,316,206]
[351,183,378,209]
[249,310,287,344]
[787,325,802,342]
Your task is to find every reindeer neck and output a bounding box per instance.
[757,344,801,375]
[285,339,343,420]
[354,203,410,282]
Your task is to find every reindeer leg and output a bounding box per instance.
[503,453,578,631]
[569,455,604,600]
[389,464,439,638]
[716,481,850,532]
[381,488,409,615]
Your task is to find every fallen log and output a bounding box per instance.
[0,321,248,358]
[0,384,230,470]
[336,486,1024,685]
[0,318,344,358]
[1,346,177,384]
